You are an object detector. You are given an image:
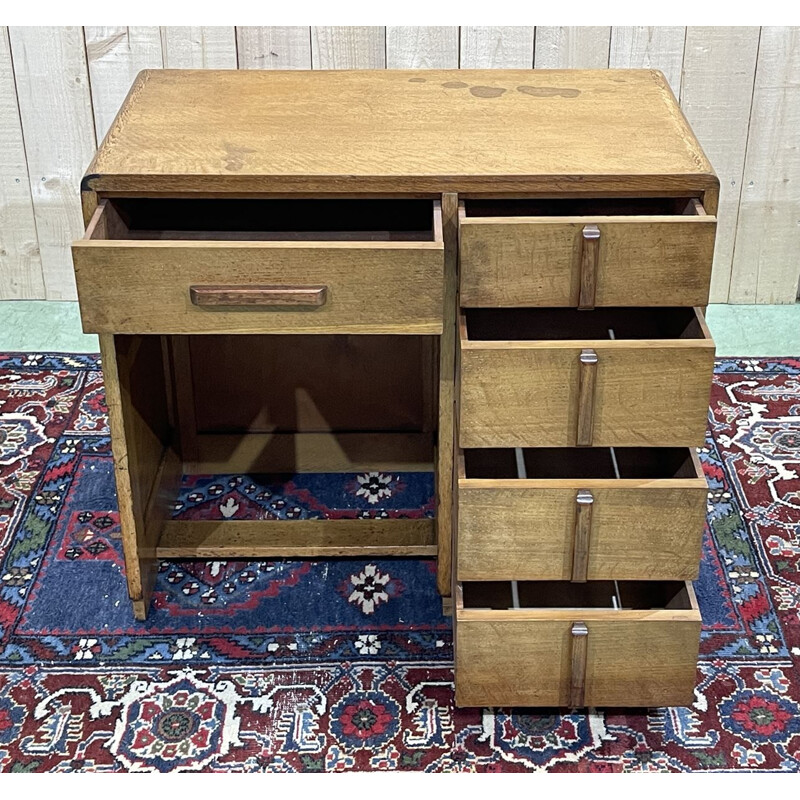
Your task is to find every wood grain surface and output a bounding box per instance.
[460,213,716,307]
[455,582,701,707]
[458,309,716,448]
[188,334,432,435]
[236,27,312,70]
[83,69,716,195]
[455,615,701,707]
[186,432,434,474]
[73,234,444,335]
[157,518,436,559]
[680,27,760,303]
[84,27,163,140]
[609,27,686,95]
[459,27,534,69]
[435,193,458,596]
[729,27,800,304]
[99,334,180,620]
[0,29,44,298]
[9,26,97,300]
[457,479,707,581]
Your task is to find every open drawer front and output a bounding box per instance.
[72,198,444,335]
[455,580,701,708]
[457,447,707,581]
[459,197,716,308]
[458,306,716,448]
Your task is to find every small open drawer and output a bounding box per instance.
[458,306,715,448]
[457,447,707,581]
[72,198,444,335]
[459,197,716,308]
[455,580,701,708]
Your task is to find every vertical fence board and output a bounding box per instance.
[386,26,459,69]
[681,27,760,304]
[730,27,800,304]
[9,26,96,301]
[160,27,237,69]
[311,27,385,69]
[609,27,686,96]
[85,27,162,141]
[236,27,311,70]
[0,27,44,299]
[534,27,611,69]
[460,26,534,68]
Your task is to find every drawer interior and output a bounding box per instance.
[462,580,692,611]
[93,198,440,242]
[463,306,706,341]
[463,197,704,218]
[463,447,699,480]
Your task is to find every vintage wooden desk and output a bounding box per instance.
[73,69,717,708]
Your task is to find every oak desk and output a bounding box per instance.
[74,69,717,707]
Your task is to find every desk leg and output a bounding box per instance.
[100,333,181,620]
[436,192,458,597]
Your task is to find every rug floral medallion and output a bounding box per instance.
[1,353,799,772]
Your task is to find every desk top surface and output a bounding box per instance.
[86,69,716,195]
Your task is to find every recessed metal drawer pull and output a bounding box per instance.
[570,622,589,708]
[576,348,598,446]
[571,489,594,582]
[578,224,600,310]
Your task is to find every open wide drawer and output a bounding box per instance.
[457,447,707,582]
[458,306,715,448]
[72,198,444,335]
[459,197,716,308]
[455,580,701,708]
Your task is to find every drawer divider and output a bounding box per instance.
[571,490,594,582]
[576,348,599,446]
[569,622,589,708]
[578,224,600,309]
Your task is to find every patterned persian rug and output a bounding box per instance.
[1,353,799,772]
